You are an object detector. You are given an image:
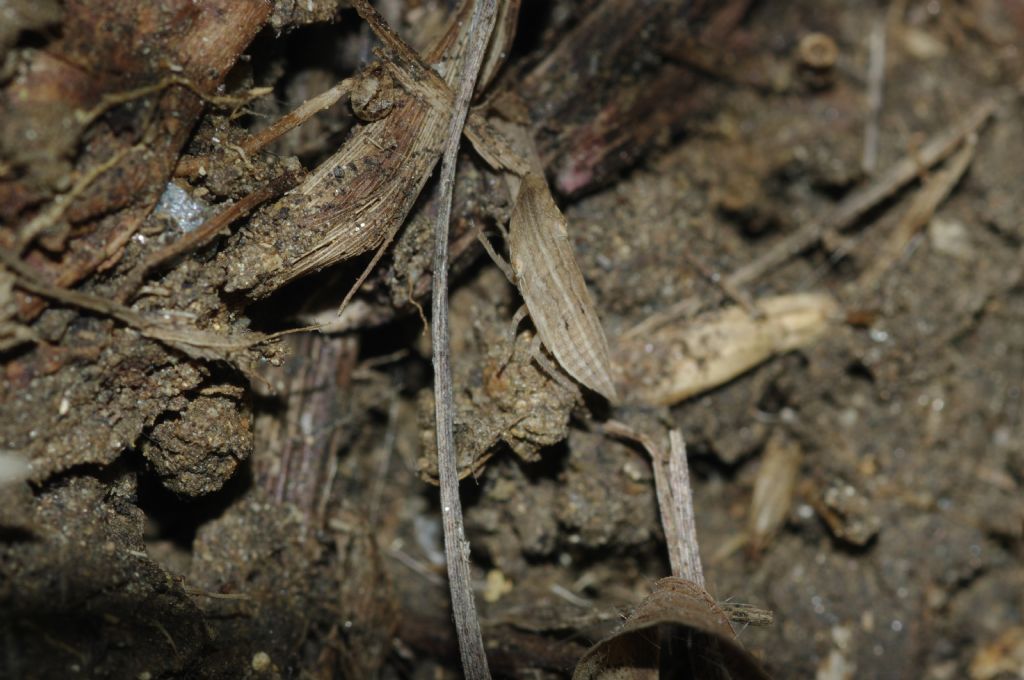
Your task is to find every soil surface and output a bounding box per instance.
[2,0,1023,678]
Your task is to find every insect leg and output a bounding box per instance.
[474,226,516,285]
[527,333,578,396]
[495,304,528,376]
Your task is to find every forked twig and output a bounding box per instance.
[74,75,271,128]
[429,0,499,677]
[0,246,312,361]
[603,422,703,584]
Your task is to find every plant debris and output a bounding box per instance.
[2,0,1023,677]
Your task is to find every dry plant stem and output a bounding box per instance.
[862,18,887,174]
[429,0,499,677]
[75,75,271,128]
[243,79,354,156]
[0,247,310,359]
[353,0,529,177]
[175,79,354,178]
[718,602,775,627]
[619,298,702,341]
[727,98,995,288]
[857,133,977,291]
[602,423,704,583]
[120,170,302,301]
[668,430,704,586]
[681,248,758,315]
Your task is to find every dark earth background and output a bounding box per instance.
[1,0,1023,678]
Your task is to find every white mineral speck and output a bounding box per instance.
[154,182,210,233]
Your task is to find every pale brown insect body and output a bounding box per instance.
[508,173,618,402]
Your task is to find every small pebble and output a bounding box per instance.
[251,651,271,673]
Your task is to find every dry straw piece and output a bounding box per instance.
[617,292,839,405]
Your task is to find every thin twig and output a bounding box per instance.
[17,145,138,251]
[75,75,271,128]
[429,0,499,678]
[857,133,977,291]
[244,79,354,156]
[862,18,887,174]
[184,588,251,601]
[681,248,758,316]
[175,78,355,178]
[726,98,995,288]
[0,246,314,357]
[618,298,702,341]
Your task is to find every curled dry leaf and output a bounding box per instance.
[509,173,618,402]
[573,577,770,680]
[223,0,479,297]
[617,292,839,405]
[222,0,526,300]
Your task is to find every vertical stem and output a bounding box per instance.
[430,1,499,678]
[668,429,704,587]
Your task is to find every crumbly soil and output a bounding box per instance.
[1,1,1023,678]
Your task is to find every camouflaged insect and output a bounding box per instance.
[508,173,618,402]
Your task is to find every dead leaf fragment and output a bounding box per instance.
[617,292,839,405]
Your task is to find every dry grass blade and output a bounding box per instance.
[477,0,521,91]
[667,430,704,586]
[509,173,618,402]
[603,424,703,584]
[429,0,500,677]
